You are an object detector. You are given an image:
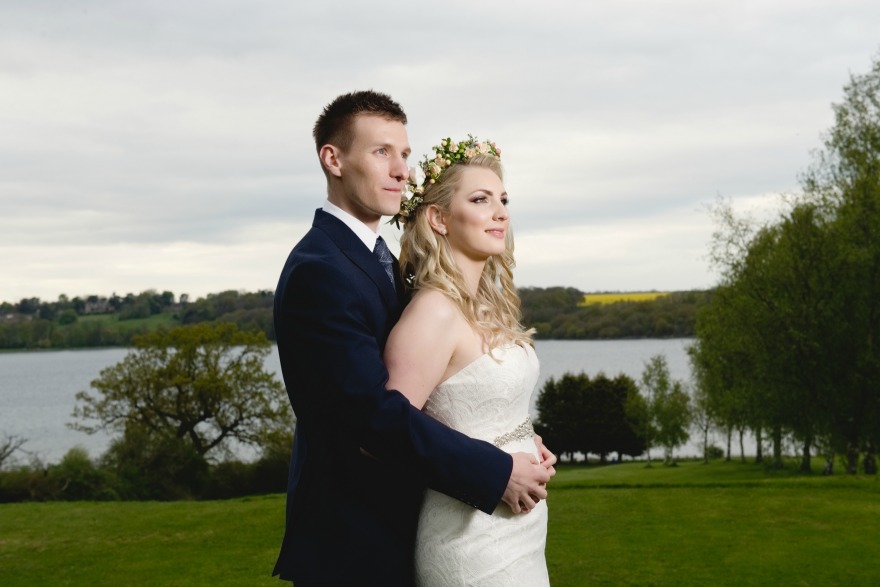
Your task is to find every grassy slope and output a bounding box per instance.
[2,462,879,586]
[75,312,179,332]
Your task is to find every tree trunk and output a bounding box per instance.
[771,425,783,469]
[726,427,732,462]
[739,428,746,462]
[846,442,859,475]
[799,435,812,473]
[755,427,764,464]
[864,444,877,475]
[702,425,709,465]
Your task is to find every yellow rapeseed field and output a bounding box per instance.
[580,292,670,306]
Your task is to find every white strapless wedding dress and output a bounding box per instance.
[415,344,550,587]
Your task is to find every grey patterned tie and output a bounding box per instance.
[373,236,395,287]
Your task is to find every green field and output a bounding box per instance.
[580,292,671,305]
[2,461,878,586]
[75,312,180,333]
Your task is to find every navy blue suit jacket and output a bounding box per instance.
[272,210,513,586]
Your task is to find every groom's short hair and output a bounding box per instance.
[313,90,407,154]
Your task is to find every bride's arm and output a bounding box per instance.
[384,290,458,410]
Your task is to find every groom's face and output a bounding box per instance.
[335,115,411,228]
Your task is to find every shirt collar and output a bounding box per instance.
[322,199,380,251]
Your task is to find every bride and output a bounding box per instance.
[384,136,550,586]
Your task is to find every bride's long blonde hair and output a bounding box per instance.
[398,154,533,350]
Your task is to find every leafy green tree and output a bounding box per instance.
[640,354,691,465]
[536,371,647,462]
[581,373,645,462]
[51,447,115,501]
[697,202,836,471]
[16,297,40,315]
[100,426,209,500]
[58,309,78,325]
[688,297,765,465]
[689,381,715,465]
[692,224,790,467]
[623,390,650,460]
[534,372,589,461]
[694,53,880,474]
[653,382,692,465]
[72,323,291,459]
[800,54,880,475]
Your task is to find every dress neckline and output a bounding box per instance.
[437,344,532,388]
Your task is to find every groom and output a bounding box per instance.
[272,90,554,586]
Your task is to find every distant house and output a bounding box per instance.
[3,313,32,322]
[83,300,112,314]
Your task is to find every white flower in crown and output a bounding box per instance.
[408,165,425,187]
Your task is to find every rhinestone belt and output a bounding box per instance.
[492,416,534,448]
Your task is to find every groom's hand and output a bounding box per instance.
[502,452,551,514]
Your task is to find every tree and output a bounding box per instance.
[653,382,692,465]
[0,434,26,470]
[801,53,880,475]
[623,390,650,461]
[694,53,880,474]
[688,288,770,465]
[72,323,292,460]
[58,309,78,325]
[534,372,588,461]
[697,201,838,471]
[100,426,209,500]
[689,382,715,464]
[640,354,691,465]
[535,371,646,462]
[581,373,645,462]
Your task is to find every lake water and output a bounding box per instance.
[0,339,723,464]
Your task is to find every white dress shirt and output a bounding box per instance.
[322,200,380,252]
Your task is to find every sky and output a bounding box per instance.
[3,0,879,303]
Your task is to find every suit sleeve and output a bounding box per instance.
[276,258,512,513]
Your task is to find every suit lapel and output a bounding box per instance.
[313,210,399,308]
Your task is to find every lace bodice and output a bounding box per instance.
[423,344,539,447]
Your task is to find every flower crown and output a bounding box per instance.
[389,134,501,228]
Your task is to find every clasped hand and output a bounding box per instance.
[501,434,557,514]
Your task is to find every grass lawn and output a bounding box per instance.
[2,461,879,586]
[0,494,284,587]
[548,460,880,586]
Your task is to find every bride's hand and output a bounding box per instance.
[533,434,557,478]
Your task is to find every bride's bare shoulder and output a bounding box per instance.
[400,289,459,323]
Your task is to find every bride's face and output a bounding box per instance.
[441,166,510,262]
